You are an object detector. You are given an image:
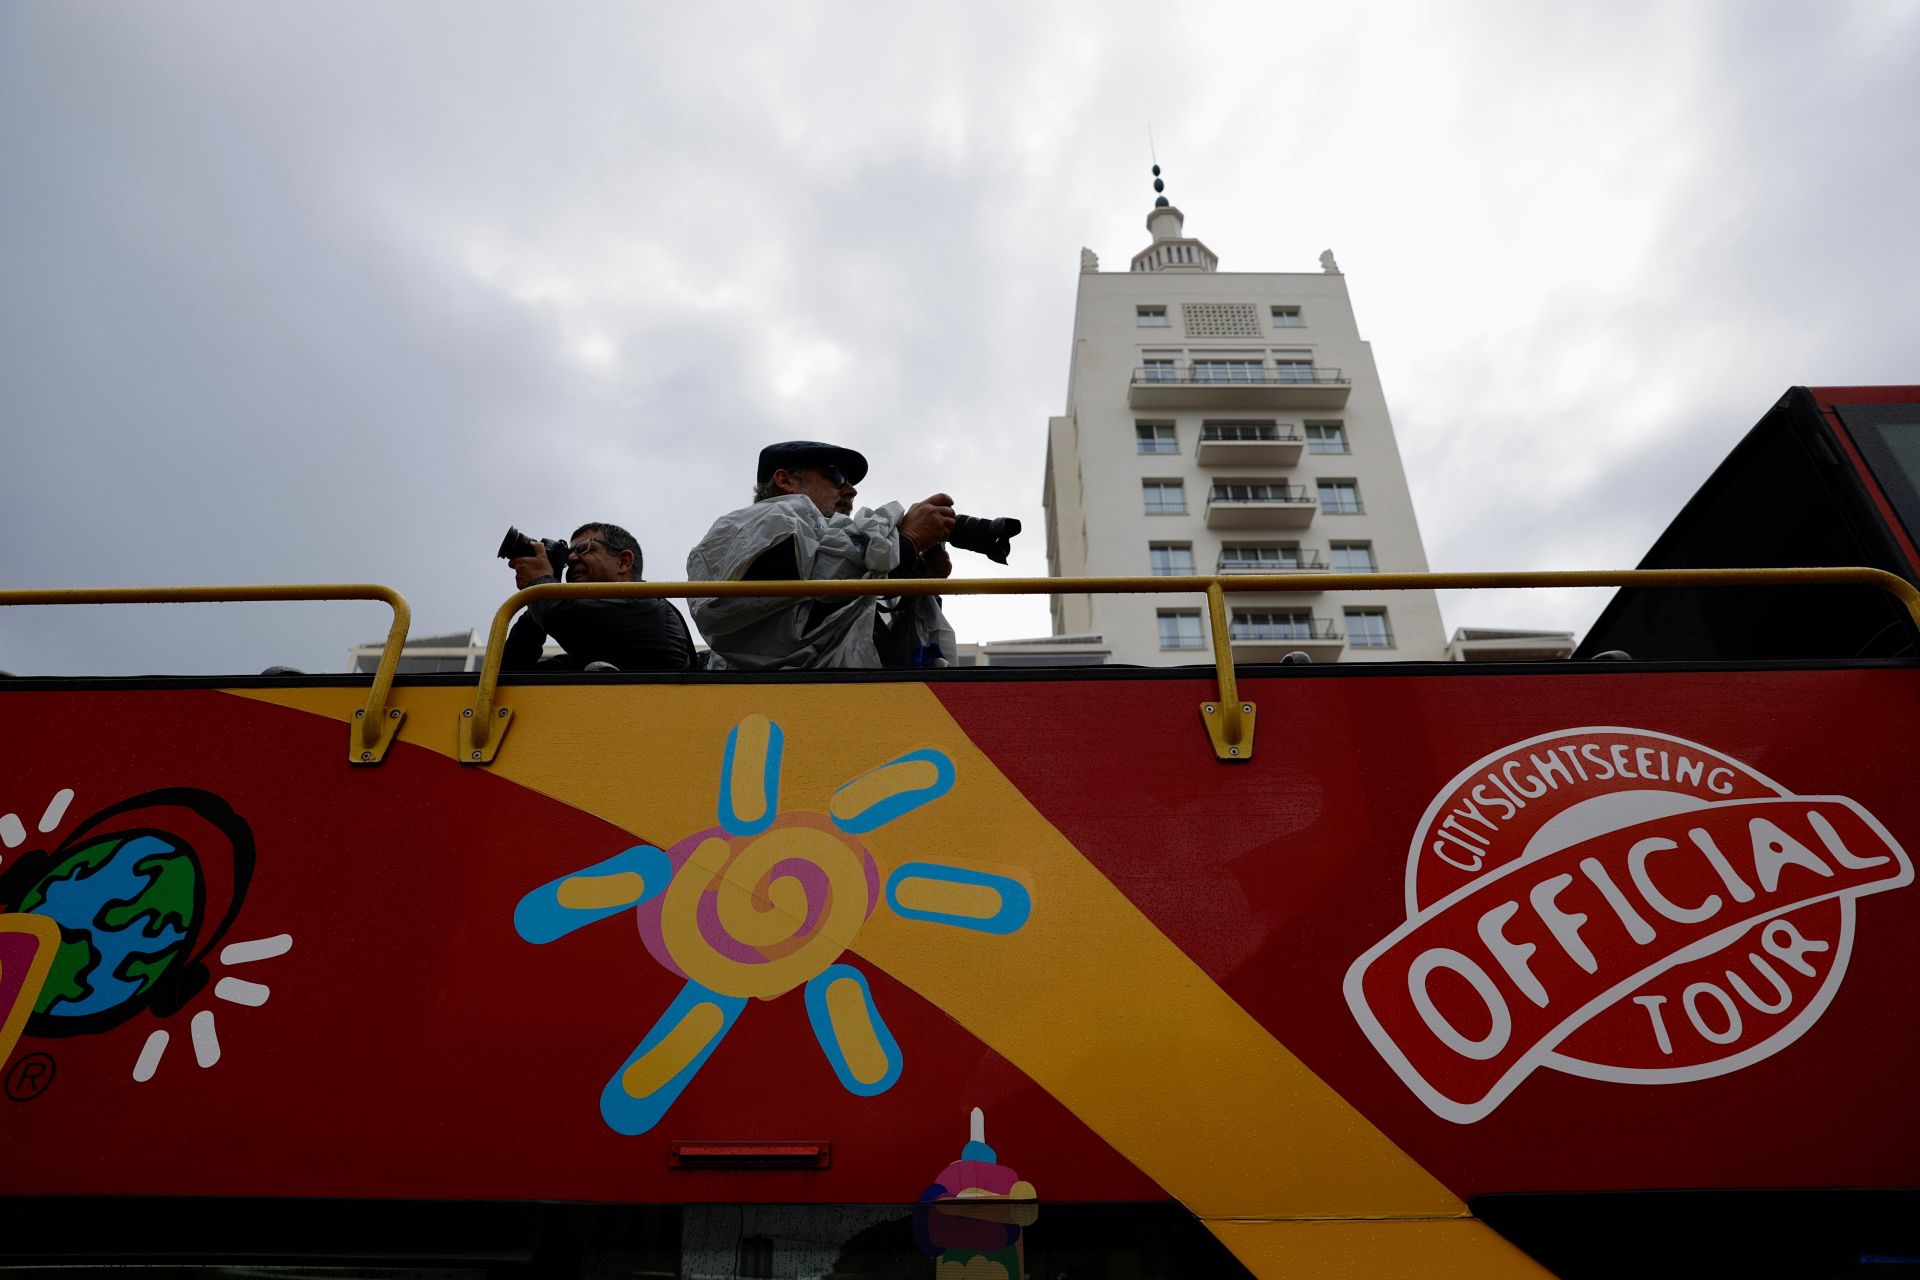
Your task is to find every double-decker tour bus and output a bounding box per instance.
[3,387,1918,1278]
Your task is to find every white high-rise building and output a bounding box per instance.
[1043,181,1448,665]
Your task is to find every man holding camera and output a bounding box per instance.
[686,441,962,670]
[503,522,697,672]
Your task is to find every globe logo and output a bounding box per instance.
[0,789,255,1039]
[21,830,198,1026]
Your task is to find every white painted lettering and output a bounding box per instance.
[1749,817,1834,893]
[1629,836,1723,925]
[1473,783,1516,823]
[1580,855,1657,944]
[1529,873,1596,973]
[1707,767,1735,795]
[1809,809,1890,870]
[1408,949,1512,1060]
[1478,900,1548,1008]
[1558,744,1591,781]
[1432,835,1484,872]
[1530,750,1574,792]
[1681,990,1743,1043]
[1761,918,1830,976]
[1683,981,1743,1044]
[1634,994,1674,1054]
[1582,741,1615,781]
[1725,953,1793,1015]
[1689,829,1757,903]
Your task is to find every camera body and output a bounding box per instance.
[497,526,575,581]
[947,514,1021,565]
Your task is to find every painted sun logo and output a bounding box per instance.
[514,714,1032,1135]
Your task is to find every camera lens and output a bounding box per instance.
[948,514,1022,565]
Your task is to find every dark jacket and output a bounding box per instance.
[503,583,697,672]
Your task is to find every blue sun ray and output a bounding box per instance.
[805,964,904,1096]
[600,980,748,1136]
[514,844,674,944]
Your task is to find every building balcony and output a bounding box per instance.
[1205,485,1316,529]
[1129,367,1351,410]
[1217,551,1328,591]
[1229,617,1344,663]
[1195,429,1305,467]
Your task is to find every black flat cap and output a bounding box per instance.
[756,440,869,485]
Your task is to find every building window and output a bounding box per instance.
[1231,610,1320,641]
[1346,608,1394,648]
[1193,359,1265,384]
[1143,480,1186,515]
[1136,306,1170,327]
[1158,610,1205,650]
[1220,543,1310,571]
[1142,358,1177,383]
[1271,306,1303,327]
[1318,480,1363,513]
[1149,543,1195,576]
[1211,482,1303,503]
[1201,420,1283,442]
[1273,360,1317,384]
[1135,422,1177,454]
[1330,541,1376,573]
[1306,422,1348,453]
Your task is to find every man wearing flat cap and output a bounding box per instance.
[685,441,957,670]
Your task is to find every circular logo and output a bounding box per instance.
[636,813,880,1001]
[1344,728,1912,1123]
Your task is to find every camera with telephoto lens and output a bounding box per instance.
[946,514,1022,565]
[497,526,575,581]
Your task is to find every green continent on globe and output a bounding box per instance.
[18,832,200,1023]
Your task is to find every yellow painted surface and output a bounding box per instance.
[830,757,941,822]
[728,713,773,824]
[660,827,871,1000]
[621,1000,725,1099]
[556,871,650,910]
[0,913,62,1071]
[233,683,1468,1243]
[1205,1218,1554,1278]
[824,975,890,1085]
[892,876,1003,920]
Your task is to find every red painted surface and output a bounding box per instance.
[0,690,1159,1205]
[1810,385,1920,574]
[935,666,1920,1198]
[5,666,1918,1207]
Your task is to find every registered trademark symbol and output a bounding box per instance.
[5,1052,56,1102]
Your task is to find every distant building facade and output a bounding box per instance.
[1043,191,1448,665]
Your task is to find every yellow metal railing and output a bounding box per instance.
[458,566,1920,764]
[6,570,1915,766]
[0,585,412,764]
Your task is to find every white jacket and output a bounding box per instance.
[686,494,954,670]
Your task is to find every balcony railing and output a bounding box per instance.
[1131,365,1352,411]
[1210,485,1313,505]
[1134,367,1347,387]
[1199,427,1301,443]
[1218,550,1327,572]
[1230,617,1341,642]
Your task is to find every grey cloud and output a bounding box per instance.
[4,1,1917,673]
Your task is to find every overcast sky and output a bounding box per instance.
[4,1,1917,675]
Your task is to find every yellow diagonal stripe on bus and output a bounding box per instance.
[233,682,1517,1266]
